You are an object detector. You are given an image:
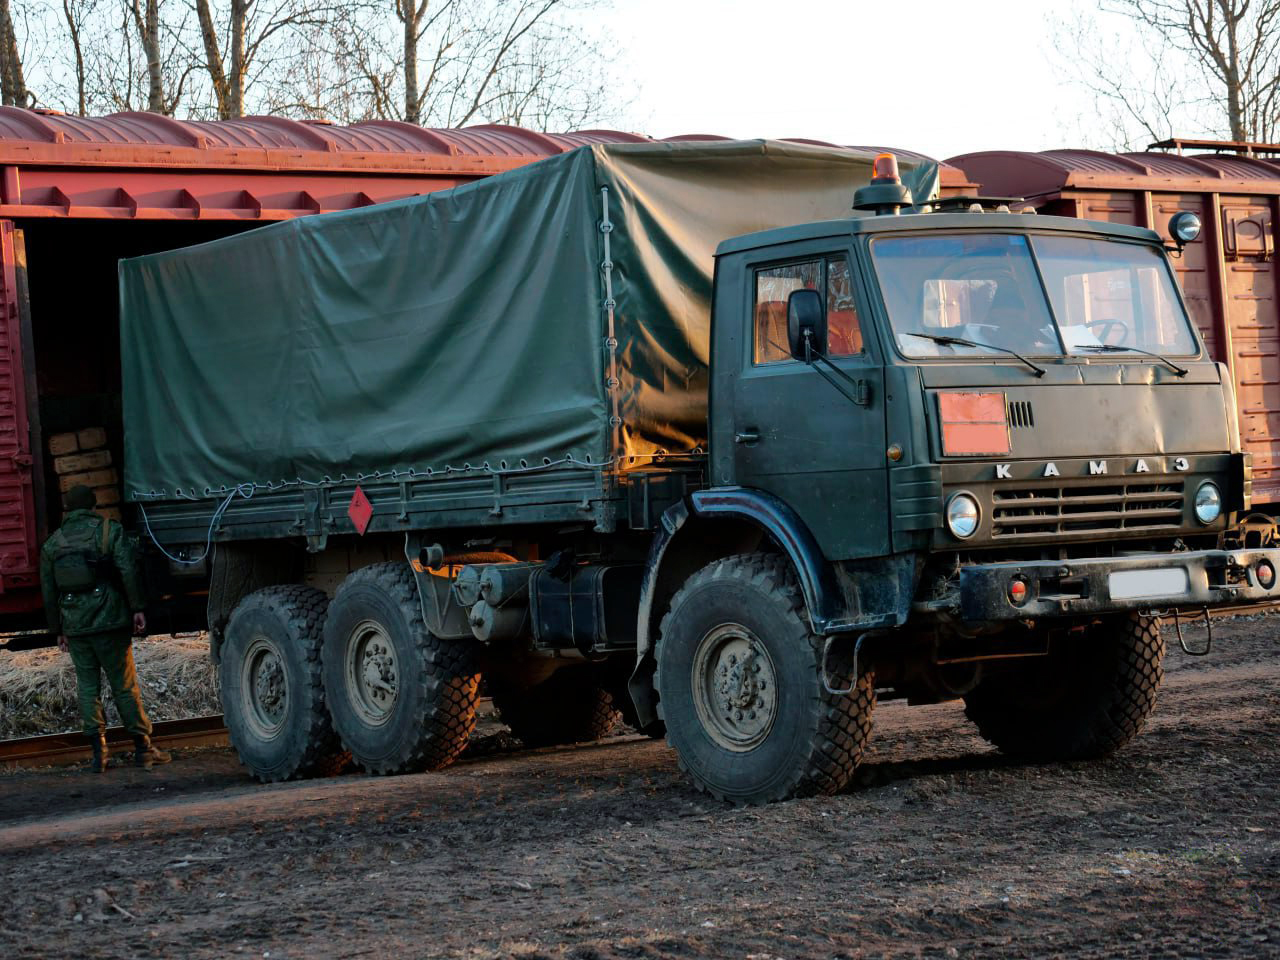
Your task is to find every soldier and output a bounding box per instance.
[40,484,171,772]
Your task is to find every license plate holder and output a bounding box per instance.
[1108,567,1190,601]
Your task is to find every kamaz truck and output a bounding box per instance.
[122,140,1280,804]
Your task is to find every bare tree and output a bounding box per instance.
[91,0,193,115]
[401,0,562,127]
[1110,0,1280,142]
[1051,7,1208,150]
[1057,2,1280,148]
[24,0,623,129]
[0,0,29,106]
[127,0,166,112]
[60,0,97,115]
[194,0,332,120]
[288,0,621,130]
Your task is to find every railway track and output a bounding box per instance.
[0,604,1272,771]
[0,715,227,769]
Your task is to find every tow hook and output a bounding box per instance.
[1158,606,1213,656]
[821,632,875,695]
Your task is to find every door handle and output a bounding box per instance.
[734,428,761,445]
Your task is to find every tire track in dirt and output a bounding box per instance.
[0,619,1276,959]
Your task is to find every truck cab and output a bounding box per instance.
[709,207,1258,610]
[635,164,1280,803]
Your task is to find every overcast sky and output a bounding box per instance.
[606,0,1095,161]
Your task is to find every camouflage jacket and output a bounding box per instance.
[39,510,145,637]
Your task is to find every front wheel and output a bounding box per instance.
[655,553,875,805]
[964,612,1164,761]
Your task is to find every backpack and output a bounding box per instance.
[50,517,111,593]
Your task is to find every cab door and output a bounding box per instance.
[728,249,889,559]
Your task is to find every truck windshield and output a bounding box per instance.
[871,232,1197,359]
[1031,235,1198,356]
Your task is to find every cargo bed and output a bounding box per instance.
[122,140,935,551]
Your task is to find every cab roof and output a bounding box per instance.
[714,211,1163,258]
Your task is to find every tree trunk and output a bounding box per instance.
[1227,76,1247,141]
[130,0,167,113]
[1224,10,1247,141]
[0,0,28,108]
[402,0,420,124]
[228,0,248,118]
[195,0,229,118]
[62,0,87,115]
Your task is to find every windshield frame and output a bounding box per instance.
[863,228,1202,365]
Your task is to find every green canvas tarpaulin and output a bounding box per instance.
[120,140,937,501]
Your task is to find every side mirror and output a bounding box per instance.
[787,288,827,360]
[1169,211,1202,251]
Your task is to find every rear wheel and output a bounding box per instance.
[220,585,340,782]
[323,562,479,774]
[964,612,1164,761]
[491,668,621,747]
[655,553,875,805]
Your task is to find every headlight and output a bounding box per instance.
[1170,211,1202,245]
[1194,481,1221,524]
[946,492,980,539]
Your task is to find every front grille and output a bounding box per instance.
[1007,400,1035,428]
[991,481,1185,538]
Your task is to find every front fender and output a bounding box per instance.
[687,488,843,630]
[626,487,843,731]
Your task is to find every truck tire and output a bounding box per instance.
[322,562,479,774]
[655,552,875,804]
[220,585,340,782]
[491,668,621,747]
[963,613,1164,761]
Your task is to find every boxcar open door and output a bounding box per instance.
[0,222,41,611]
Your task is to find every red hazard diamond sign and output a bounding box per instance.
[348,485,373,535]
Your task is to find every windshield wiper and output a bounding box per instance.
[1077,344,1188,377]
[906,332,1045,377]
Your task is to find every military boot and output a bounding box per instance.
[87,734,109,774]
[132,735,171,769]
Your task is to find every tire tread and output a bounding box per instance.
[964,613,1164,761]
[326,562,479,775]
[222,584,338,782]
[655,552,875,804]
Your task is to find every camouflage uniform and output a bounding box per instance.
[40,504,164,768]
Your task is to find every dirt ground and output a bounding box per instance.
[0,616,1276,960]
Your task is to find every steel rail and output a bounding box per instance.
[0,714,227,768]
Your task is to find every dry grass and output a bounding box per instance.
[0,635,219,739]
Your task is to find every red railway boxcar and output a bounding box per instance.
[0,108,968,645]
[949,140,1280,508]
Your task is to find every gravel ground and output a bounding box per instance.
[0,616,1276,959]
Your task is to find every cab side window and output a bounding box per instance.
[826,256,863,357]
[753,256,863,365]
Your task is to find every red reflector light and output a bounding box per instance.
[938,391,1010,456]
[348,485,374,536]
[1008,578,1028,606]
[1257,560,1275,589]
[872,152,901,184]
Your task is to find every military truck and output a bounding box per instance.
[122,140,1280,804]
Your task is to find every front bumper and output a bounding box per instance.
[959,548,1280,621]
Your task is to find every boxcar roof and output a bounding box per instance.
[947,149,1280,201]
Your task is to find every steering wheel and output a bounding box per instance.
[1085,318,1130,346]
